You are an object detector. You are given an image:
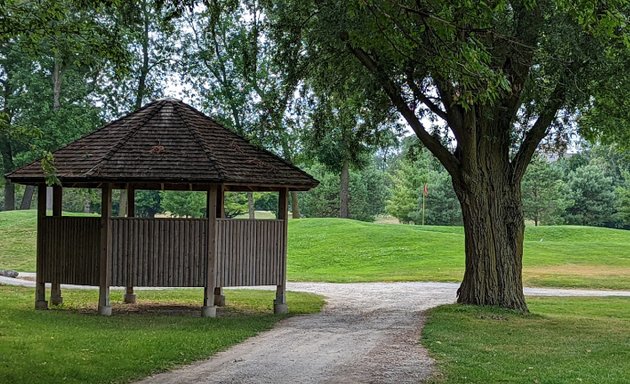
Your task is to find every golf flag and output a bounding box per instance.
[423,183,429,197]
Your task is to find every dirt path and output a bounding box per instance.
[2,275,629,383]
[135,282,457,384]
[134,282,629,384]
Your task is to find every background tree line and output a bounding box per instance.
[2,0,627,231]
[2,0,629,310]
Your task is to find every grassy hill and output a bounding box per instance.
[1,211,629,289]
[288,219,630,289]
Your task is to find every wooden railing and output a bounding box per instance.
[216,219,286,287]
[39,217,286,288]
[111,218,207,287]
[40,217,100,285]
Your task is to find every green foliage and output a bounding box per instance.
[0,285,323,384]
[300,161,389,221]
[224,192,249,218]
[521,156,570,225]
[61,188,99,213]
[253,192,279,217]
[613,179,630,229]
[564,163,617,226]
[135,190,161,218]
[423,297,630,384]
[299,164,340,218]
[179,0,305,160]
[425,172,462,226]
[386,156,428,224]
[386,140,461,225]
[159,191,206,218]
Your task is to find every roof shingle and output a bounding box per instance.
[6,99,318,191]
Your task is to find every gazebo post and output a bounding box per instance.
[123,185,137,304]
[35,184,48,310]
[202,185,218,318]
[98,184,113,316]
[50,185,63,306]
[274,187,289,314]
[214,184,225,307]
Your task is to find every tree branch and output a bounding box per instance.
[405,71,448,121]
[345,41,460,175]
[511,84,566,182]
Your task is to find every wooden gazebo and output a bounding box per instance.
[6,99,318,317]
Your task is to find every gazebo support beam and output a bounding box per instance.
[50,185,63,306]
[35,184,48,310]
[123,186,137,304]
[214,184,225,307]
[98,184,113,316]
[274,187,289,314]
[202,185,218,318]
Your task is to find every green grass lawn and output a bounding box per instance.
[2,211,629,289]
[0,284,323,384]
[422,297,630,383]
[289,218,630,289]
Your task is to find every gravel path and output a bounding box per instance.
[2,275,629,383]
[135,282,629,384]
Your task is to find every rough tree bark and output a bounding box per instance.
[452,148,527,309]
[134,0,150,111]
[1,76,15,211]
[339,160,350,218]
[52,58,63,110]
[344,12,565,310]
[1,138,15,211]
[291,191,300,219]
[247,192,255,218]
[19,186,35,209]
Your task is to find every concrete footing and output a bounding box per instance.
[214,294,225,307]
[201,305,217,318]
[274,303,288,314]
[51,295,63,306]
[98,305,112,316]
[35,300,48,310]
[123,293,137,304]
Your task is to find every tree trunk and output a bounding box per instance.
[454,175,528,311]
[247,192,255,219]
[290,191,300,219]
[19,185,35,209]
[1,141,15,211]
[119,189,128,217]
[53,58,63,110]
[3,182,15,211]
[339,160,350,218]
[135,0,150,111]
[1,93,15,211]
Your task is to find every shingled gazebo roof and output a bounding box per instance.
[6,99,318,191]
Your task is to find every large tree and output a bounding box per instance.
[180,0,309,217]
[271,0,629,310]
[1,0,129,210]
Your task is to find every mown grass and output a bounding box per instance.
[2,211,629,289]
[422,297,630,383]
[0,284,323,384]
[288,219,630,289]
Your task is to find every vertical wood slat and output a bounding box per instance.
[40,216,285,288]
[215,219,285,287]
[40,216,100,285]
[110,218,207,287]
